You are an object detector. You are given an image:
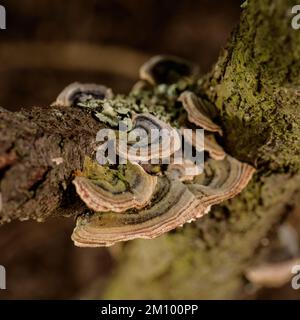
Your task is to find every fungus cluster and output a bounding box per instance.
[53,55,255,247]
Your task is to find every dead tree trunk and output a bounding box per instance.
[1,0,300,299]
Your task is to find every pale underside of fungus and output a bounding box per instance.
[116,113,182,162]
[53,56,256,247]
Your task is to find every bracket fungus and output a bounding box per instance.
[179,91,223,135]
[72,154,254,247]
[52,82,113,107]
[66,56,255,247]
[181,128,225,161]
[117,113,181,162]
[139,55,199,85]
[72,174,198,247]
[73,157,157,213]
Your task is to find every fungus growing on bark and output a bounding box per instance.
[187,156,255,215]
[52,82,113,107]
[72,174,198,247]
[179,91,223,135]
[139,55,199,85]
[73,157,157,213]
[66,58,255,247]
[72,155,254,247]
[182,128,225,161]
[117,113,181,162]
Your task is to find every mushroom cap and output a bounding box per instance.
[72,155,255,247]
[73,157,157,213]
[117,113,181,162]
[139,55,199,85]
[179,91,223,135]
[181,128,226,161]
[72,174,198,247]
[167,158,203,181]
[52,82,113,107]
[187,155,255,217]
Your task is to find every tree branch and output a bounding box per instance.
[0,106,102,223]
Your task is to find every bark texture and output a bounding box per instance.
[0,106,103,223]
[0,0,300,299]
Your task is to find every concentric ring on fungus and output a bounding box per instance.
[67,57,256,247]
[73,157,157,213]
[72,155,255,247]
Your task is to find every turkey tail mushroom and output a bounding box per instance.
[139,55,199,85]
[179,91,223,135]
[117,113,181,162]
[64,59,256,247]
[181,128,226,161]
[187,155,255,217]
[71,156,255,247]
[73,157,157,213]
[52,82,113,107]
[72,175,198,247]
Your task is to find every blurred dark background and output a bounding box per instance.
[0,0,240,111]
[1,0,298,300]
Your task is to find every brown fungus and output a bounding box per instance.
[52,82,113,107]
[72,155,255,247]
[73,157,157,213]
[139,55,199,85]
[117,113,181,162]
[187,155,255,217]
[179,91,223,135]
[182,128,226,161]
[72,174,198,247]
[66,59,255,247]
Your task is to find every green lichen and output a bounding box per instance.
[77,77,199,129]
[81,156,129,193]
[78,96,134,128]
[129,77,198,126]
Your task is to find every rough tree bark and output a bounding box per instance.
[0,106,103,222]
[1,0,300,299]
